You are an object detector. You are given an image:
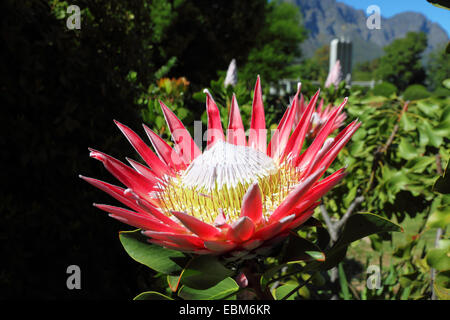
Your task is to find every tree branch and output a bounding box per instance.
[366,101,409,193]
[431,152,444,300]
[320,204,338,242]
[377,101,409,154]
[431,227,444,300]
[335,196,365,231]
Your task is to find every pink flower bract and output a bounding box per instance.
[294,96,347,139]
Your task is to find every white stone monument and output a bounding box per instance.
[329,38,352,84]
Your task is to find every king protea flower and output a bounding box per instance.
[325,59,342,89]
[294,95,347,139]
[81,76,360,256]
[224,59,238,88]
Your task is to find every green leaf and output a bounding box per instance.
[438,239,450,250]
[434,120,450,137]
[305,250,326,261]
[134,291,173,300]
[179,255,234,290]
[428,1,450,10]
[399,271,420,288]
[349,140,365,155]
[335,213,403,248]
[176,107,189,120]
[119,230,188,275]
[398,138,420,160]
[385,264,397,286]
[400,113,416,131]
[167,274,182,292]
[274,283,298,300]
[192,91,206,102]
[417,100,440,116]
[393,240,415,259]
[400,286,413,300]
[418,121,443,148]
[317,246,348,271]
[260,264,286,289]
[427,207,450,229]
[426,248,450,271]
[301,217,323,228]
[338,263,351,300]
[434,271,450,300]
[155,115,165,130]
[443,78,450,89]
[281,233,325,263]
[309,213,401,272]
[316,227,331,251]
[433,162,450,194]
[259,261,304,290]
[178,277,239,300]
[405,157,435,173]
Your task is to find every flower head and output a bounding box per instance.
[325,60,342,89]
[224,59,238,88]
[82,76,360,256]
[294,96,347,139]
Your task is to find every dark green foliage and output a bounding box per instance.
[298,45,330,82]
[121,215,401,300]
[0,0,308,299]
[353,59,380,81]
[159,0,267,90]
[426,45,450,91]
[403,84,431,101]
[433,87,450,98]
[427,0,450,10]
[376,32,428,91]
[0,0,182,298]
[327,91,450,300]
[350,85,371,96]
[372,82,398,98]
[239,1,307,84]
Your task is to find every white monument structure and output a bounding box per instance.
[329,38,352,84]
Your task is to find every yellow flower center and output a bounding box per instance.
[156,140,300,223]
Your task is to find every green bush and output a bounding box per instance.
[403,84,431,100]
[372,82,398,97]
[351,84,370,96]
[433,86,450,98]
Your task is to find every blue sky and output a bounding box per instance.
[338,0,450,36]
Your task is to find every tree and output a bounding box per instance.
[353,58,380,81]
[239,1,307,84]
[298,45,330,81]
[0,0,302,298]
[0,0,179,298]
[375,32,427,90]
[160,0,267,89]
[426,45,450,91]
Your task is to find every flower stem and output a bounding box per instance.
[241,262,274,300]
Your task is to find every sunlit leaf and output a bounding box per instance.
[426,248,450,271]
[119,230,188,275]
[134,291,173,300]
[179,255,234,290]
[178,277,239,300]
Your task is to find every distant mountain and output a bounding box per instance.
[284,0,449,65]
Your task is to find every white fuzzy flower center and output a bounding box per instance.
[181,140,277,192]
